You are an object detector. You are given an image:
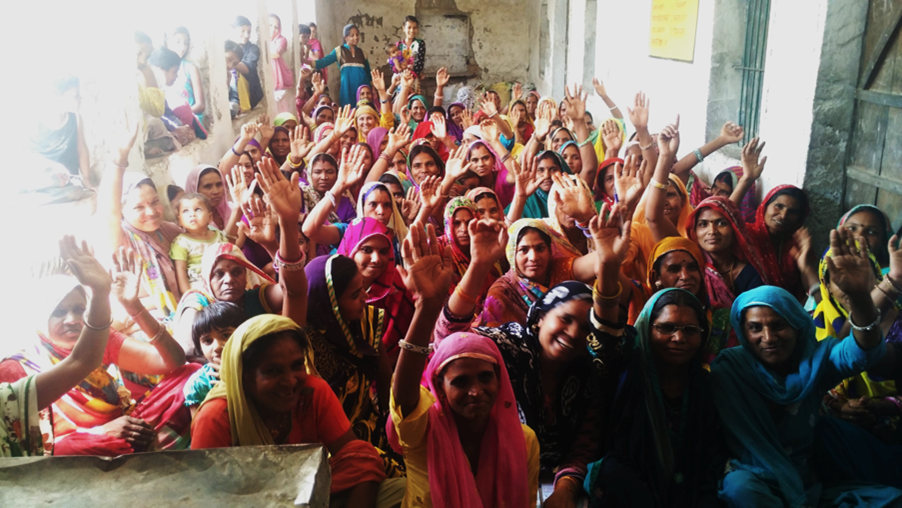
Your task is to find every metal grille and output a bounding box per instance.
[737,0,771,140]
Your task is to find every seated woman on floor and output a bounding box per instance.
[0,243,193,456]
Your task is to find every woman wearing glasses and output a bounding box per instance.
[583,204,727,507]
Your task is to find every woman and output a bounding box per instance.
[313,123,341,159]
[366,127,389,159]
[406,144,446,191]
[268,126,291,166]
[268,14,294,112]
[509,150,572,220]
[337,218,415,360]
[686,196,766,359]
[546,173,597,256]
[466,140,515,207]
[190,315,392,505]
[184,165,235,231]
[0,248,193,456]
[313,104,335,127]
[355,104,382,142]
[509,99,534,143]
[484,219,585,326]
[411,121,451,162]
[747,185,813,302]
[407,95,429,131]
[629,236,707,327]
[302,153,357,256]
[839,205,894,272]
[688,166,757,224]
[438,197,502,295]
[304,254,403,477]
[593,158,621,210]
[548,127,574,152]
[314,24,372,107]
[445,103,467,143]
[273,112,298,130]
[390,224,539,507]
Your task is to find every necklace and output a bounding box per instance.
[718,257,736,291]
[265,412,292,442]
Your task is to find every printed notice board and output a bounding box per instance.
[649,0,699,62]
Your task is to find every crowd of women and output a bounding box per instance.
[9,13,902,508]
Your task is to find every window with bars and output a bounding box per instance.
[737,0,771,140]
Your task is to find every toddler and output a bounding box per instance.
[170,193,229,294]
[183,302,248,414]
[386,42,408,75]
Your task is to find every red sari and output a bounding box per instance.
[747,185,810,301]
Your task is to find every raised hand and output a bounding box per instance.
[534,102,554,139]
[402,187,421,223]
[289,125,313,162]
[480,119,500,143]
[400,107,411,127]
[615,154,648,212]
[298,66,313,84]
[418,175,443,211]
[601,119,623,152]
[740,137,767,182]
[333,105,356,135]
[469,219,507,266]
[226,165,255,208]
[509,105,523,129]
[445,144,473,180]
[626,92,650,131]
[436,67,450,89]
[398,223,455,301]
[791,227,814,272]
[589,202,632,267]
[371,69,386,94]
[431,114,448,140]
[401,69,414,88]
[238,197,277,246]
[827,226,877,298]
[657,116,681,161]
[563,84,588,121]
[719,121,744,144]
[257,114,274,140]
[480,94,498,117]
[240,121,260,143]
[311,72,325,95]
[300,110,316,130]
[511,82,524,102]
[391,73,402,89]
[60,236,111,294]
[513,155,541,197]
[335,145,368,192]
[460,108,474,129]
[256,157,301,221]
[111,247,142,309]
[552,173,596,223]
[888,234,902,283]
[386,123,411,152]
[592,77,608,98]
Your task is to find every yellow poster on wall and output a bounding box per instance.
[649,0,700,62]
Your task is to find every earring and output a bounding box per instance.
[655,281,662,288]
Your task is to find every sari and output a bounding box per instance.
[184,165,232,231]
[389,332,533,508]
[304,255,400,476]
[302,153,357,256]
[686,197,768,360]
[475,282,603,481]
[627,236,707,325]
[508,150,573,220]
[0,376,42,457]
[406,95,429,131]
[586,289,725,508]
[593,157,622,209]
[273,112,297,127]
[466,140,515,207]
[747,185,811,301]
[438,197,503,299]
[446,102,466,142]
[337,218,414,357]
[482,219,577,327]
[121,174,182,320]
[839,204,894,271]
[192,314,386,493]
[687,166,757,224]
[366,127,389,158]
[405,144,446,190]
[356,181,408,254]
[411,121,449,162]
[712,286,897,507]
[546,173,595,255]
[1,276,197,456]
[267,126,290,166]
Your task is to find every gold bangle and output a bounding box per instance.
[651,179,669,190]
[455,285,479,305]
[593,279,622,301]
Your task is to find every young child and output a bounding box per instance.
[386,42,408,75]
[314,24,371,107]
[167,184,185,212]
[225,41,250,118]
[183,302,248,415]
[170,193,229,294]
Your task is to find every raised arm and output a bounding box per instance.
[434,67,449,108]
[480,94,514,140]
[112,247,186,374]
[589,204,634,323]
[593,78,622,119]
[730,137,766,207]
[626,92,658,183]
[97,122,139,256]
[256,156,307,325]
[645,117,681,242]
[672,122,743,185]
[438,145,474,198]
[284,125,314,171]
[601,119,623,159]
[302,145,368,246]
[218,122,259,177]
[37,237,112,410]
[371,69,393,122]
[562,84,598,185]
[300,71,324,118]
[392,223,455,417]
[365,124,410,184]
[393,70,414,116]
[446,219,507,317]
[506,155,539,223]
[827,227,883,351]
[309,105,355,157]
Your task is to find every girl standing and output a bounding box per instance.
[269,14,295,113]
[315,24,372,107]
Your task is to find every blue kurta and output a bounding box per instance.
[315,44,371,107]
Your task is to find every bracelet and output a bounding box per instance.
[83,315,113,331]
[128,307,149,320]
[454,285,479,305]
[693,149,704,163]
[324,190,337,208]
[639,140,654,150]
[288,156,303,169]
[808,283,821,298]
[275,251,307,272]
[608,104,618,111]
[595,321,626,337]
[578,138,592,148]
[556,476,581,491]
[398,340,433,355]
[380,98,389,104]
[489,112,498,118]
[500,152,511,164]
[434,94,444,99]
[885,275,902,294]
[651,179,669,190]
[231,146,242,156]
[148,322,167,344]
[112,159,128,170]
[848,309,881,332]
[593,280,622,301]
[379,152,392,162]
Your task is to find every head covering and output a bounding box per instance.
[466,186,502,216]
[455,87,477,111]
[406,144,446,188]
[273,112,298,127]
[545,173,594,253]
[411,121,449,162]
[548,127,575,150]
[634,173,693,238]
[366,127,389,158]
[268,126,290,164]
[517,150,572,220]
[199,243,275,300]
[506,219,580,286]
[420,332,530,508]
[355,104,379,123]
[442,197,478,278]
[446,103,467,142]
[312,105,334,126]
[537,96,558,119]
[839,205,893,269]
[356,181,408,243]
[713,167,756,223]
[407,94,428,112]
[712,285,863,506]
[463,125,483,140]
[337,218,397,303]
[356,84,373,104]
[313,123,334,143]
[686,196,770,310]
[184,165,233,227]
[200,315,314,446]
[304,254,379,358]
[646,236,706,293]
[747,185,811,298]
[594,157,622,205]
[814,245,883,342]
[466,140,505,175]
